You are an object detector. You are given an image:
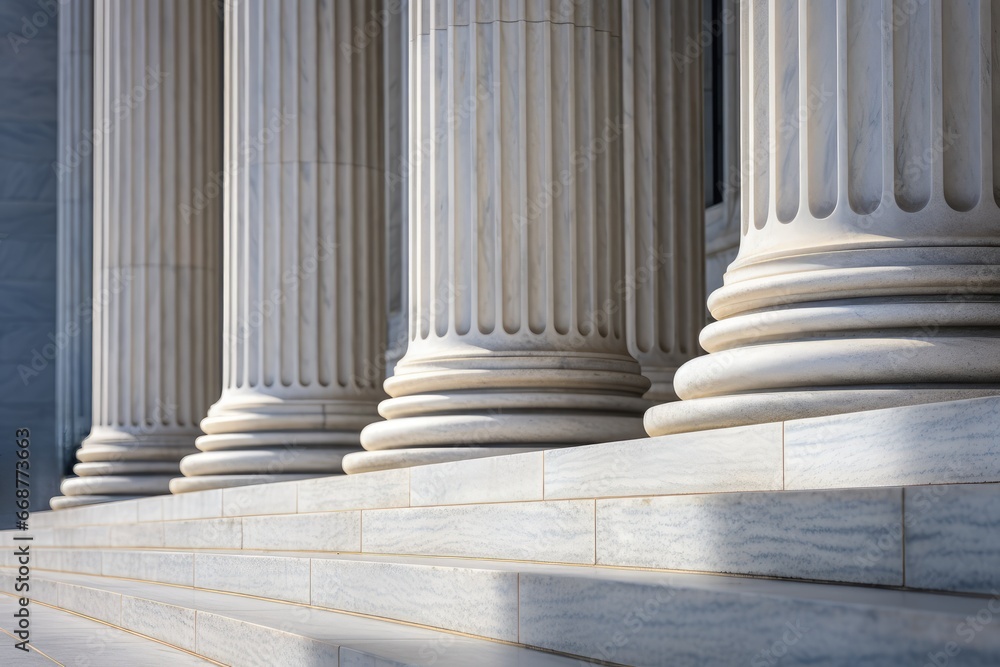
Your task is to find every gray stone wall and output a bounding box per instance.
[0,0,60,526]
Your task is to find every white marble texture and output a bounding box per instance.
[109,522,165,548]
[102,550,194,587]
[34,548,101,575]
[135,496,165,522]
[241,511,361,552]
[75,498,139,525]
[297,469,410,514]
[121,595,198,652]
[784,396,1000,489]
[905,483,1000,594]
[544,423,782,499]
[597,488,903,585]
[162,518,242,550]
[161,489,224,521]
[52,0,222,508]
[311,559,519,641]
[223,482,297,517]
[174,0,387,493]
[361,501,595,564]
[39,524,109,548]
[195,554,310,604]
[57,581,121,625]
[195,611,341,667]
[409,452,543,506]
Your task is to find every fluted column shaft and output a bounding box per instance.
[646,0,1000,437]
[172,0,386,493]
[52,0,222,509]
[54,0,93,494]
[386,0,410,375]
[347,0,649,474]
[624,0,704,402]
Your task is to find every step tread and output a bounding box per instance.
[3,569,601,667]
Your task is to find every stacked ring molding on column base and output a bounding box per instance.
[349,352,652,473]
[638,367,682,404]
[50,429,199,509]
[644,248,1000,437]
[169,397,379,493]
[50,495,145,511]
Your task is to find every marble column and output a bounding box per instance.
[51,0,222,509]
[345,0,650,474]
[704,0,741,296]
[623,0,705,403]
[54,0,93,486]
[645,0,1000,437]
[171,0,386,493]
[386,0,410,375]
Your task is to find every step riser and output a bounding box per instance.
[11,482,1000,595]
[519,575,1000,667]
[196,612,340,667]
[0,594,209,666]
[310,559,520,641]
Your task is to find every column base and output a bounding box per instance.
[173,394,379,492]
[179,444,359,476]
[640,367,681,404]
[356,354,650,472]
[59,474,176,497]
[644,387,1000,436]
[342,445,558,474]
[52,429,199,507]
[49,495,144,511]
[168,473,328,494]
[359,351,651,469]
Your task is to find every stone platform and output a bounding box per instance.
[5,396,1000,665]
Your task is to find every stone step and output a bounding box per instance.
[6,547,996,646]
[0,592,213,666]
[4,561,1000,666]
[0,569,601,667]
[32,396,1000,531]
[12,480,1000,594]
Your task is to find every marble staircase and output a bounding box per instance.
[5,396,1000,665]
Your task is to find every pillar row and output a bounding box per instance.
[52,0,222,509]
[346,0,650,474]
[645,0,1000,437]
[171,0,386,493]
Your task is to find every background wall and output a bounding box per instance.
[0,0,60,527]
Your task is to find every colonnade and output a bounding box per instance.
[52,0,1000,506]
